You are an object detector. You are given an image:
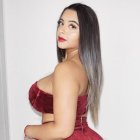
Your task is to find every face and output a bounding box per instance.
[56,9,79,50]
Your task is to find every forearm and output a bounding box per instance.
[24,122,65,140]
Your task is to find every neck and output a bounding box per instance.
[63,49,79,61]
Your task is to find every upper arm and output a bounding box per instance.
[52,62,80,136]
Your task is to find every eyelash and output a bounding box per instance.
[57,21,77,29]
[57,20,62,25]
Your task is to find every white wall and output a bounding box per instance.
[2,0,140,139]
[0,0,9,139]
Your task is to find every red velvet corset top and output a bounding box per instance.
[29,81,88,115]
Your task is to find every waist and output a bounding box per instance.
[74,115,88,130]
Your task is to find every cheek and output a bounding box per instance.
[68,32,79,46]
[56,30,59,37]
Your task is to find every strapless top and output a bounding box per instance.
[29,81,88,115]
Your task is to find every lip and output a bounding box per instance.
[58,36,67,42]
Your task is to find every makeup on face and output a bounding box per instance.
[58,36,67,42]
[57,9,80,51]
[57,18,79,42]
[57,18,79,27]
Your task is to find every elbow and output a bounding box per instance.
[61,130,74,139]
[52,122,75,139]
[59,127,74,139]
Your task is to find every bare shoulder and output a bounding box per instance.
[53,60,88,96]
[53,61,79,79]
[53,61,80,90]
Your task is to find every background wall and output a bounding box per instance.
[1,0,140,139]
[0,0,9,140]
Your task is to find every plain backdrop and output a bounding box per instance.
[0,0,140,139]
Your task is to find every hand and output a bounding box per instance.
[24,125,34,139]
[24,125,37,140]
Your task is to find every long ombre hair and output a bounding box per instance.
[56,3,104,126]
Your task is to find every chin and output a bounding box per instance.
[57,45,67,49]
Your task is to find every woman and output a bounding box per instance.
[24,3,104,140]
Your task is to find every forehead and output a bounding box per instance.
[61,9,79,23]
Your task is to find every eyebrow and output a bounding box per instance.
[59,18,79,26]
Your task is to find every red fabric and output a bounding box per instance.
[28,81,103,139]
[29,81,53,113]
[41,117,103,140]
[65,116,103,140]
[29,81,88,115]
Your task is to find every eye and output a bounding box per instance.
[57,20,63,26]
[69,24,77,29]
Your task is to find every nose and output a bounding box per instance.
[58,25,67,34]
[59,27,65,34]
